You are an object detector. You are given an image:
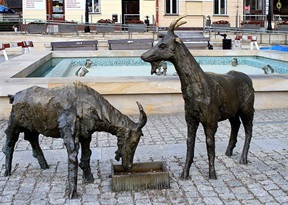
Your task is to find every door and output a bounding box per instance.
[244,0,265,26]
[274,0,288,17]
[122,0,139,24]
[47,0,65,21]
[244,0,264,17]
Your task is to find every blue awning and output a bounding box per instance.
[0,5,16,13]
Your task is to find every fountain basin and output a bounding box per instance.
[25,56,287,77]
[0,50,287,120]
[111,161,170,192]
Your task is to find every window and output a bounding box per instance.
[88,0,100,13]
[214,0,226,15]
[165,0,178,15]
[52,0,64,19]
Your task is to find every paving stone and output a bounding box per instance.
[203,197,223,205]
[13,200,31,204]
[0,194,14,203]
[240,199,262,205]
[223,201,241,205]
[274,195,288,203]
[186,197,205,205]
[218,192,236,201]
[29,199,49,205]
[64,198,81,205]
[82,202,101,205]
[184,190,201,198]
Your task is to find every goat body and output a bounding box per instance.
[3,82,147,198]
[141,16,254,180]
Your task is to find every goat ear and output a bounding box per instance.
[175,37,182,44]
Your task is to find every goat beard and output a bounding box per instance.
[150,61,163,75]
[115,150,121,161]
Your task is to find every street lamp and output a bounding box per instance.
[267,0,272,30]
[84,0,90,32]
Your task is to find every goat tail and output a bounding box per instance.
[8,94,14,104]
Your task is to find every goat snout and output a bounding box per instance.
[123,164,132,170]
[141,52,155,62]
[140,54,147,61]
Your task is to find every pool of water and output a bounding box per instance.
[27,56,288,77]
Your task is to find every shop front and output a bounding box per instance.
[47,0,65,21]
[23,0,155,25]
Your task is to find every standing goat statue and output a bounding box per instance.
[141,16,254,180]
[3,82,147,198]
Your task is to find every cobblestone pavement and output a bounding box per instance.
[0,109,287,205]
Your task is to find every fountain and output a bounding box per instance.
[0,50,287,120]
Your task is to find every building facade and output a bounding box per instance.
[22,0,156,25]
[18,0,288,27]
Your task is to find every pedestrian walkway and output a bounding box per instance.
[0,109,287,205]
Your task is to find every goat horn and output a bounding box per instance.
[136,101,147,130]
[168,15,188,32]
[175,21,187,29]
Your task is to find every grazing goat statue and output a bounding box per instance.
[141,16,254,180]
[3,82,147,198]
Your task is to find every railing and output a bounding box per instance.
[0,18,158,40]
[274,14,288,21]
[204,13,288,45]
[1,16,287,45]
[205,26,288,45]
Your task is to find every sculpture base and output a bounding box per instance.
[111,161,170,191]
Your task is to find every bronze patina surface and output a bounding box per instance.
[141,16,255,180]
[3,82,147,199]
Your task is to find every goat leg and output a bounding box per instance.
[24,131,49,169]
[204,125,217,180]
[79,135,94,183]
[64,134,79,199]
[3,124,20,176]
[60,114,79,199]
[239,115,253,164]
[225,116,241,157]
[180,119,198,180]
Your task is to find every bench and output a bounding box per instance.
[181,37,210,49]
[158,31,210,49]
[0,41,34,61]
[108,39,154,50]
[234,35,259,50]
[51,40,98,51]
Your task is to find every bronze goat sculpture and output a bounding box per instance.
[3,82,147,198]
[141,16,254,180]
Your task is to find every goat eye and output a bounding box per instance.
[131,140,137,147]
[159,43,167,50]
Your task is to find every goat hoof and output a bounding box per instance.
[69,190,78,199]
[84,173,94,184]
[209,170,217,180]
[4,170,11,177]
[225,149,232,157]
[40,164,49,169]
[209,175,217,180]
[239,157,248,164]
[180,172,191,180]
